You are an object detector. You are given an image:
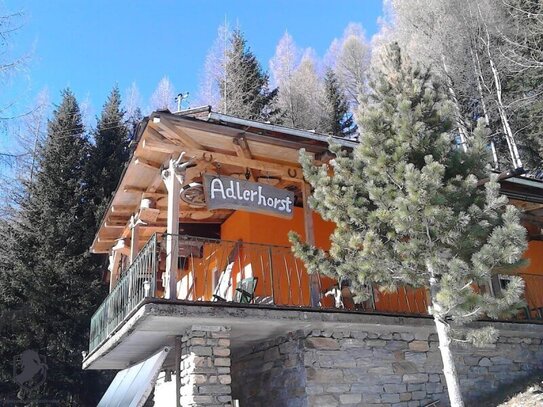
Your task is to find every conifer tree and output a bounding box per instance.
[88,86,130,226]
[0,89,105,405]
[219,30,278,120]
[290,45,527,406]
[321,69,357,138]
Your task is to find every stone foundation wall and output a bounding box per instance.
[231,331,307,407]
[231,323,543,407]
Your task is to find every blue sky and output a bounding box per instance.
[3,0,383,120]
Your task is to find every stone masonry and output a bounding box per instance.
[232,323,543,407]
[180,325,233,407]
[231,331,307,407]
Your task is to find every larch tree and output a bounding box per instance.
[219,29,278,120]
[0,89,106,404]
[277,49,324,130]
[197,22,232,109]
[320,69,357,138]
[124,82,143,136]
[333,23,371,108]
[290,45,527,407]
[149,76,176,112]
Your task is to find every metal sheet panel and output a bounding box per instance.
[97,347,170,407]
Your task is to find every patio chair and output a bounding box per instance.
[233,277,258,304]
[212,262,235,302]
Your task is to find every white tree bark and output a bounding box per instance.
[428,265,465,407]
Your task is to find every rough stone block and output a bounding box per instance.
[214,358,231,367]
[490,356,513,365]
[369,366,394,374]
[309,395,338,406]
[408,341,430,352]
[198,384,231,395]
[393,361,419,374]
[366,339,387,347]
[381,393,401,403]
[405,351,427,364]
[326,383,351,393]
[351,383,384,393]
[340,393,362,404]
[351,331,368,339]
[218,375,231,385]
[411,390,427,400]
[383,383,407,393]
[403,373,429,384]
[213,347,230,357]
[478,357,492,366]
[425,382,443,394]
[400,393,412,401]
[306,384,323,395]
[306,367,344,382]
[191,346,213,356]
[429,374,441,383]
[306,337,340,350]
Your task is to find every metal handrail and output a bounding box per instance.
[89,234,158,352]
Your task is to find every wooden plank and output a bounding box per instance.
[140,135,303,181]
[111,205,137,213]
[510,199,543,213]
[135,156,162,170]
[124,185,147,194]
[154,118,204,149]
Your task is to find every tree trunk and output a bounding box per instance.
[428,265,465,407]
[433,314,465,407]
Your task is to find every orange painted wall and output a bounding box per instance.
[519,240,543,310]
[220,208,337,306]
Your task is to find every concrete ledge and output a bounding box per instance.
[83,300,543,370]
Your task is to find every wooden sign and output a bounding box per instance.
[203,175,294,218]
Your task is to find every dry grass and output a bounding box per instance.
[497,382,543,407]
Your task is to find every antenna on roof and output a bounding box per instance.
[175,92,190,112]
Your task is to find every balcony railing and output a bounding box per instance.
[88,233,543,353]
[89,234,158,352]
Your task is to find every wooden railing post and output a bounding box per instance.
[302,181,321,307]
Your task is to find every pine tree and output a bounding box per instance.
[321,69,357,138]
[88,86,130,226]
[290,45,527,407]
[0,89,106,405]
[219,30,278,120]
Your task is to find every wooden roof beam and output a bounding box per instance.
[152,118,204,149]
[233,136,256,181]
[135,156,162,171]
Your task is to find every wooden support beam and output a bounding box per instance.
[143,139,178,154]
[153,118,204,149]
[162,158,182,300]
[112,205,137,214]
[130,216,140,264]
[135,156,162,171]
[124,185,147,194]
[302,181,320,307]
[233,136,256,181]
[139,141,303,182]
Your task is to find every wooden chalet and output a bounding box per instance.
[84,107,543,406]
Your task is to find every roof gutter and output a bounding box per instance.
[207,111,359,149]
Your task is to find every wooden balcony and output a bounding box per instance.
[89,234,543,354]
